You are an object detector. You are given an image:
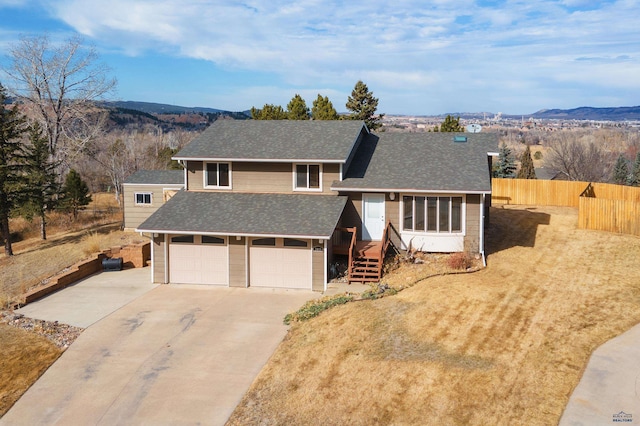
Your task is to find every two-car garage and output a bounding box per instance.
[167,234,314,290]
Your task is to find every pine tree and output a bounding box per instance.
[494,144,516,178]
[0,83,28,255]
[286,94,310,120]
[517,145,537,179]
[612,154,629,185]
[19,122,59,239]
[59,169,92,220]
[250,104,287,120]
[439,115,463,132]
[311,94,339,120]
[345,80,384,130]
[629,151,640,187]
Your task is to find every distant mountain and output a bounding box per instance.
[101,101,231,115]
[528,106,640,121]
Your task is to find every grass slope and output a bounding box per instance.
[228,206,640,425]
[0,325,61,417]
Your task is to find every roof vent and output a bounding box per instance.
[453,136,467,143]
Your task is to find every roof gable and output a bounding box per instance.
[174,120,367,162]
[333,132,499,193]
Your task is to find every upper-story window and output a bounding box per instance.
[204,162,231,189]
[135,192,152,205]
[294,164,321,191]
[402,195,463,233]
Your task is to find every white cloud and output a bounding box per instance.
[36,0,640,113]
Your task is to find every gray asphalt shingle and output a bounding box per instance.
[332,132,499,193]
[124,170,184,185]
[137,191,347,238]
[174,120,366,161]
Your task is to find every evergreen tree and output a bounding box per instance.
[311,94,339,120]
[286,94,310,120]
[439,115,463,132]
[493,144,516,178]
[517,145,537,179]
[345,80,384,130]
[629,152,640,186]
[250,104,287,120]
[59,169,92,220]
[0,83,28,256]
[612,154,630,185]
[19,122,59,240]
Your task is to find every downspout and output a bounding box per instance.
[480,194,486,267]
[164,234,169,284]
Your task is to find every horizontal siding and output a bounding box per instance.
[233,162,291,193]
[229,237,247,287]
[123,185,181,229]
[312,245,325,292]
[153,235,165,283]
[464,194,481,253]
[185,161,340,194]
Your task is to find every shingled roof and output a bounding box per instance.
[174,120,367,162]
[137,191,347,238]
[331,132,499,193]
[124,170,184,185]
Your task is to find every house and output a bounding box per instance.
[123,170,185,230]
[133,120,498,291]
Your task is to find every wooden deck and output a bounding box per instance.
[354,240,383,258]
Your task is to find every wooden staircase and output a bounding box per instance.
[333,222,394,284]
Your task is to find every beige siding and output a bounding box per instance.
[186,161,204,190]
[123,184,183,230]
[185,161,340,194]
[312,242,325,292]
[152,235,166,283]
[340,193,363,238]
[385,195,401,249]
[229,237,247,287]
[464,194,481,253]
[233,162,292,193]
[322,163,340,194]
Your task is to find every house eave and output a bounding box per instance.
[134,228,332,240]
[330,186,492,195]
[172,157,346,164]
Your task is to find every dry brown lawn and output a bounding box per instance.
[0,324,61,417]
[228,205,640,425]
[1,193,142,306]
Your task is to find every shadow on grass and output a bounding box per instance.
[485,206,551,256]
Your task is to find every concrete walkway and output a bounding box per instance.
[560,323,640,425]
[2,272,317,425]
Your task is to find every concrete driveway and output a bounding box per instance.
[2,270,316,425]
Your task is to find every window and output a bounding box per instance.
[252,238,276,246]
[171,235,194,243]
[284,238,308,247]
[204,162,230,188]
[135,192,152,205]
[202,236,225,244]
[402,196,463,233]
[294,164,321,190]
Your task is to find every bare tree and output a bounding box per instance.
[544,132,614,182]
[4,34,116,167]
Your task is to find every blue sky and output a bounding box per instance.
[0,0,638,115]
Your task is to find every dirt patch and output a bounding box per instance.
[227,205,640,425]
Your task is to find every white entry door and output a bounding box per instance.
[363,193,385,241]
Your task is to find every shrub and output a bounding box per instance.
[447,252,473,270]
[284,294,354,325]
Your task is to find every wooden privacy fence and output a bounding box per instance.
[492,178,640,237]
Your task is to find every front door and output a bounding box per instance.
[362,193,385,241]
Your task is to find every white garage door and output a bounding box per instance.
[249,238,312,289]
[169,235,228,285]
